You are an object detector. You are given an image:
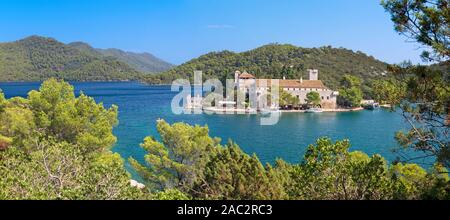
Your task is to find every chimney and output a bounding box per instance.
[308,69,319,80]
[283,76,286,80]
[300,77,303,84]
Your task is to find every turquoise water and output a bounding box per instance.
[0,81,415,170]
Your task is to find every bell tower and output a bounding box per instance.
[308,69,319,80]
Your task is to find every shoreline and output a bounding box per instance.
[280,107,364,113]
[188,107,365,114]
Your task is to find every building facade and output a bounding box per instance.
[235,69,338,109]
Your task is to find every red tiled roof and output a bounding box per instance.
[239,72,255,79]
[256,79,328,89]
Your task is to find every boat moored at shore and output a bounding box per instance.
[305,108,324,113]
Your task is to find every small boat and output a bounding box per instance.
[305,108,323,113]
[246,108,257,114]
[364,102,380,110]
[202,107,217,114]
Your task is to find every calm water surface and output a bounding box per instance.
[0,81,416,173]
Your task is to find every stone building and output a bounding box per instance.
[235,69,339,109]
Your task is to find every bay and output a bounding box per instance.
[0,81,419,173]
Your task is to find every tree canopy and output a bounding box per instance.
[381,0,449,61]
[145,44,388,97]
[0,36,145,82]
[338,75,363,107]
[133,120,449,200]
[0,79,144,199]
[376,0,449,168]
[306,91,321,107]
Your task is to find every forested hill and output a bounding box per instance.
[69,42,174,73]
[145,44,389,93]
[97,48,174,73]
[0,36,142,81]
[0,36,170,82]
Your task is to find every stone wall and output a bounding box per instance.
[285,88,337,109]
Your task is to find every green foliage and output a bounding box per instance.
[381,0,449,61]
[0,106,35,148]
[81,152,144,200]
[145,44,388,96]
[389,163,450,200]
[390,163,429,199]
[276,88,300,107]
[266,86,298,108]
[0,79,142,200]
[0,36,144,82]
[340,74,362,88]
[130,119,221,192]
[0,141,142,200]
[68,42,174,73]
[25,79,119,154]
[423,164,450,199]
[305,91,321,107]
[288,138,391,199]
[380,0,449,168]
[152,188,191,200]
[96,48,174,73]
[193,141,287,200]
[133,121,289,200]
[134,121,449,200]
[371,78,406,105]
[371,58,448,168]
[338,75,363,107]
[288,138,449,200]
[338,87,363,107]
[0,90,5,111]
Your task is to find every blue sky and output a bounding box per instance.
[0,0,425,64]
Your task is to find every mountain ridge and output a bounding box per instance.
[68,41,174,73]
[96,48,174,73]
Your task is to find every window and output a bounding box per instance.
[321,96,324,100]
[327,96,330,100]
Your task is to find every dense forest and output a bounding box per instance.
[0,36,173,82]
[145,44,389,96]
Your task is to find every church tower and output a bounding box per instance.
[308,69,319,80]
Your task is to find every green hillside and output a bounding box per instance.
[0,36,143,81]
[67,41,103,56]
[97,48,174,73]
[69,42,174,73]
[146,44,389,94]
